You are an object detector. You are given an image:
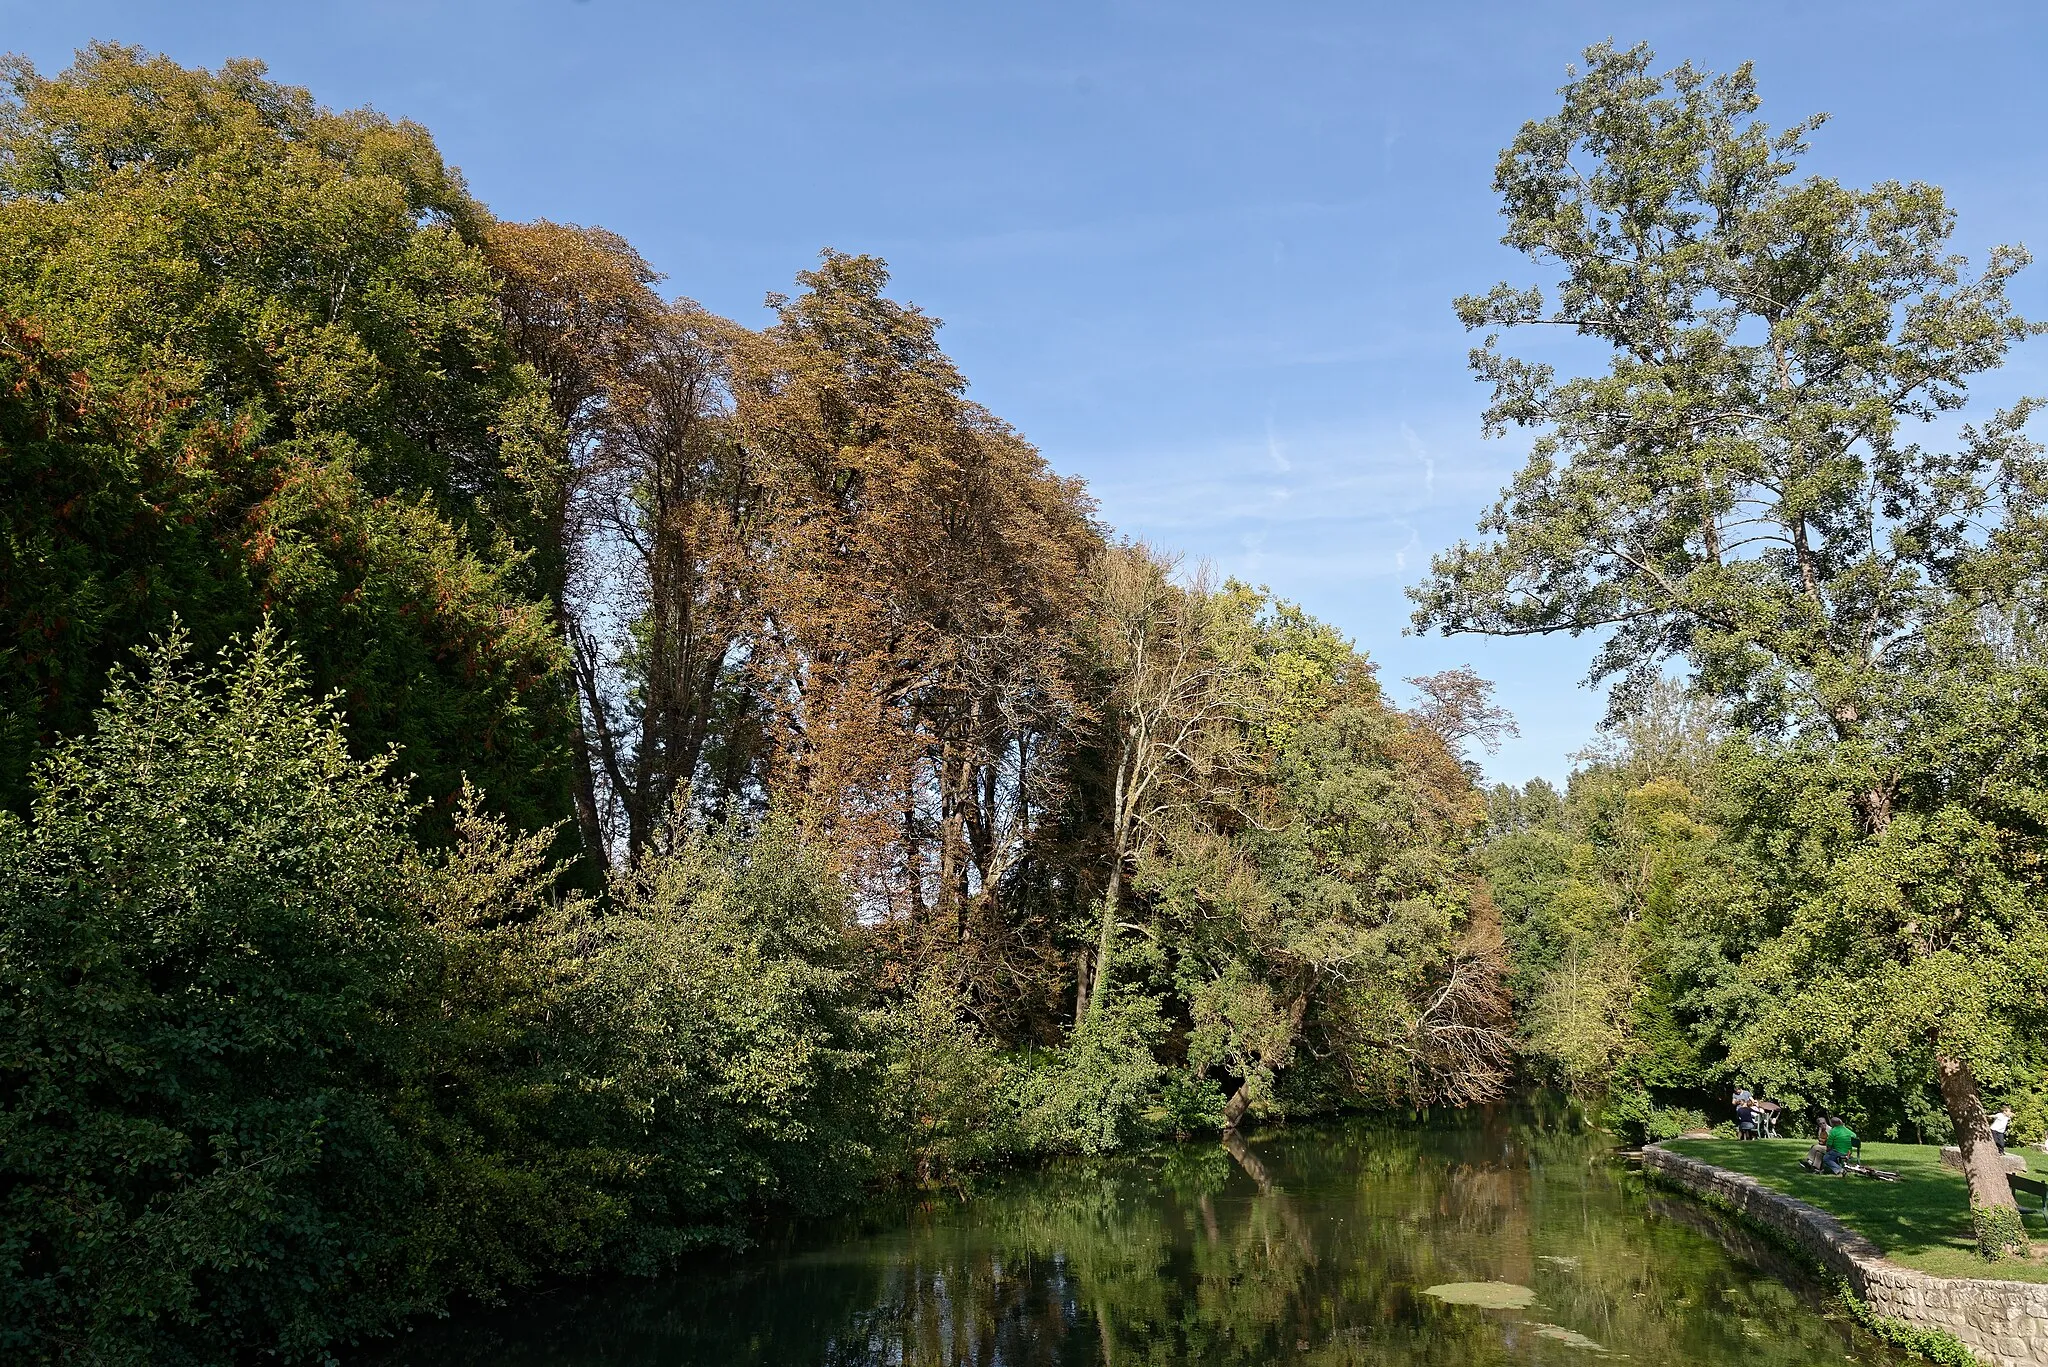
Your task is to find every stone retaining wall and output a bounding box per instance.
[1643,1144,2048,1367]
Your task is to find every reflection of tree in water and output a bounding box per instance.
[365,1112,1910,1367]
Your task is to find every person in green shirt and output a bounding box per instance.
[1822,1117,1858,1174]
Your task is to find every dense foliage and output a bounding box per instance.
[1422,41,2048,1247]
[0,47,1507,1363]
[8,31,2044,1362]
[1485,680,2048,1156]
[0,635,427,1362]
[0,43,573,833]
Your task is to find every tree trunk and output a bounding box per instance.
[1087,849,1125,1019]
[1827,702,1897,837]
[1222,1080,1252,1132]
[1221,997,1306,1133]
[1937,1054,2018,1216]
[1088,757,1133,1020]
[938,738,961,933]
[566,719,609,876]
[1073,949,1092,1029]
[560,618,611,878]
[1854,781,1895,836]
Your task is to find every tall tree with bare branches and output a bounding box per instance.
[1074,545,1251,1019]
[485,219,666,868]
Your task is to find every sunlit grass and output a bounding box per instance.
[1664,1138,2048,1282]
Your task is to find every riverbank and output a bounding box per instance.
[1663,1139,2048,1283]
[1645,1142,2048,1367]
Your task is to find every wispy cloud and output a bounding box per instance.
[1264,413,1292,472]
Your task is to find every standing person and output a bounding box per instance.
[1991,1105,2014,1155]
[1730,1085,1756,1139]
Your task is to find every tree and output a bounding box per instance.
[1412,40,2046,1235]
[574,302,759,857]
[484,219,667,867]
[729,252,1097,991]
[1073,545,1248,1019]
[0,45,576,834]
[0,316,219,808]
[1711,649,2048,1255]
[1406,665,1520,761]
[1135,586,1512,1127]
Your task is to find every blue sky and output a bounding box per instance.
[6,1,2045,783]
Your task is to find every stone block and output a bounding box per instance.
[1942,1144,2029,1174]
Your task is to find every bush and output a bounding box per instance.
[592,811,876,1260]
[874,969,1017,1183]
[0,632,431,1364]
[0,634,886,1363]
[396,790,635,1298]
[1010,992,1173,1155]
[1972,1203,2030,1261]
[1602,1087,1709,1146]
[1157,1072,1230,1137]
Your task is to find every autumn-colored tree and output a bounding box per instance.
[729,253,1099,993]
[1406,665,1520,761]
[484,220,667,864]
[581,303,763,854]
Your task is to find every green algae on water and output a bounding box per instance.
[1423,1281,1537,1310]
[1528,1321,1615,1352]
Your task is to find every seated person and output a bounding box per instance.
[1822,1116,1858,1174]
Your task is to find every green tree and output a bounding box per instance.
[0,44,573,833]
[596,810,876,1245]
[1074,545,1250,1020]
[1413,40,2046,1233]
[413,801,886,1271]
[1136,586,1512,1128]
[1712,654,2048,1210]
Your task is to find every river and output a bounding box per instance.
[367,1106,1912,1365]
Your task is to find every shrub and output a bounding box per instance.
[1010,992,1172,1155]
[396,790,635,1298]
[1602,1087,1708,1146]
[585,811,876,1262]
[874,969,1018,1183]
[0,634,888,1363]
[1972,1203,2030,1261]
[0,632,431,1364]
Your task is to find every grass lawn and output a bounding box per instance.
[1662,1138,2048,1282]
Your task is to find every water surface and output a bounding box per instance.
[373,1108,1908,1365]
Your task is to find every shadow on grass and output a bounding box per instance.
[1664,1138,2048,1282]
